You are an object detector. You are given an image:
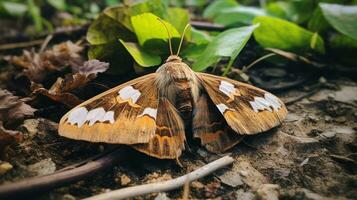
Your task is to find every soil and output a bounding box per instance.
[0,72,356,199]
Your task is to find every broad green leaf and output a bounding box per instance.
[190,27,212,44]
[308,7,330,32]
[214,6,267,25]
[266,0,315,24]
[253,16,325,54]
[192,24,258,71]
[167,7,191,39]
[119,39,161,67]
[104,0,166,31]
[1,2,27,16]
[181,43,208,62]
[87,13,133,45]
[320,3,357,40]
[131,13,180,52]
[203,0,239,18]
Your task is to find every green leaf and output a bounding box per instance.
[190,27,212,44]
[192,24,258,71]
[167,7,191,39]
[307,7,330,33]
[203,0,239,18]
[320,3,357,40]
[266,0,315,24]
[119,39,161,67]
[330,34,357,49]
[214,6,267,26]
[253,16,325,54]
[1,2,28,16]
[131,13,180,52]
[47,0,66,11]
[87,13,133,45]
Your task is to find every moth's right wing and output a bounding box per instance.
[193,93,244,153]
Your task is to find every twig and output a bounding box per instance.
[84,155,234,200]
[0,147,126,199]
[190,21,226,32]
[284,87,320,106]
[0,39,45,51]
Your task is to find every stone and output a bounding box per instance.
[235,189,255,200]
[256,184,280,200]
[27,158,56,176]
[120,174,131,186]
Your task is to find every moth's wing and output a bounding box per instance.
[197,73,287,135]
[132,98,186,159]
[193,93,244,153]
[59,73,159,144]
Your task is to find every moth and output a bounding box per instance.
[59,23,287,159]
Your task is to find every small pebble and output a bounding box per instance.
[0,161,13,176]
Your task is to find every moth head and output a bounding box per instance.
[165,55,182,63]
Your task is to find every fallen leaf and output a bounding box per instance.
[0,89,36,122]
[33,60,109,107]
[7,41,84,82]
[0,121,22,158]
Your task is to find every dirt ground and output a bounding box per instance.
[0,74,356,200]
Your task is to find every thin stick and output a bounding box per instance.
[242,53,276,72]
[84,156,234,200]
[0,148,126,199]
[157,18,173,55]
[176,24,190,56]
[0,39,45,51]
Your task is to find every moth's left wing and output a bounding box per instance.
[197,73,287,135]
[132,98,186,159]
[58,74,159,144]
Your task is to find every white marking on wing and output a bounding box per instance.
[67,107,88,128]
[249,93,281,112]
[85,107,106,126]
[219,80,236,97]
[101,111,115,124]
[118,85,141,103]
[216,103,230,114]
[138,107,157,119]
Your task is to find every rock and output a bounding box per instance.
[218,165,244,187]
[281,188,336,200]
[320,131,336,139]
[0,161,13,176]
[333,86,357,105]
[155,193,170,200]
[120,174,131,186]
[285,113,302,122]
[27,158,56,176]
[256,184,280,200]
[62,194,76,200]
[145,173,172,184]
[235,189,255,200]
[233,157,268,190]
[333,126,355,143]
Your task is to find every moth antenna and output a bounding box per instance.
[157,18,173,56]
[176,24,190,56]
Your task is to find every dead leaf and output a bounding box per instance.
[32,60,109,107]
[6,41,84,82]
[0,121,22,158]
[0,89,36,122]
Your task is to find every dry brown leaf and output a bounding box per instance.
[0,90,32,157]
[33,60,109,107]
[7,41,84,82]
[0,89,36,122]
[0,121,22,158]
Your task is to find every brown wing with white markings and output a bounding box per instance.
[58,73,159,144]
[132,98,186,159]
[193,93,244,153]
[197,73,287,135]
